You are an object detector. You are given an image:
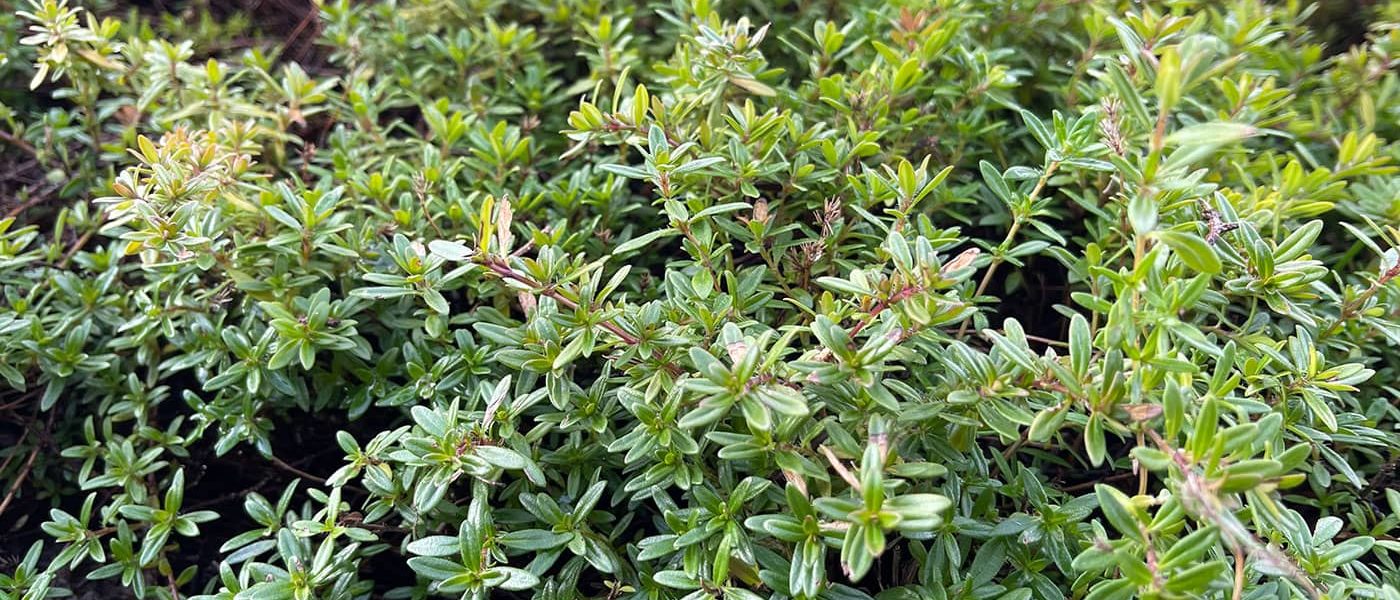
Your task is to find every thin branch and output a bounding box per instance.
[1232,545,1246,600]
[0,411,53,519]
[269,455,328,485]
[413,175,445,238]
[481,257,682,376]
[818,445,861,491]
[1145,429,1319,599]
[57,228,97,268]
[274,4,320,66]
[92,521,150,538]
[0,445,40,518]
[1321,263,1400,339]
[3,183,59,221]
[958,161,1059,339]
[166,566,182,600]
[0,130,37,157]
[848,284,923,339]
[1137,428,1149,496]
[1061,471,1136,493]
[0,424,33,476]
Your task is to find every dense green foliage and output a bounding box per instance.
[2,0,1400,598]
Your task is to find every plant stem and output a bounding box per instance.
[958,161,1058,339]
[58,227,97,268]
[1320,267,1398,339]
[4,183,59,221]
[269,455,328,485]
[0,130,37,156]
[1136,429,1148,496]
[756,242,799,298]
[0,443,40,518]
[1232,545,1245,600]
[0,410,53,519]
[165,552,182,600]
[1150,109,1169,155]
[848,284,922,339]
[1130,230,1149,311]
[481,257,682,376]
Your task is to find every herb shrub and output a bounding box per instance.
[2,1,1400,599]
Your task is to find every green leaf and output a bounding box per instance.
[1275,219,1322,262]
[1162,122,1261,171]
[573,480,607,518]
[428,240,474,261]
[816,276,872,296]
[1321,537,1375,569]
[1164,122,1258,148]
[728,75,776,96]
[613,229,677,255]
[1155,47,1182,112]
[1159,526,1218,570]
[350,286,414,299]
[408,556,467,580]
[1028,405,1067,443]
[1128,194,1157,234]
[1190,396,1218,460]
[1094,484,1142,541]
[475,446,527,470]
[980,161,1014,206]
[756,385,808,416]
[1085,412,1106,467]
[599,163,651,180]
[488,566,540,591]
[423,288,450,314]
[1156,230,1221,274]
[264,205,302,230]
[653,570,700,589]
[405,536,459,557]
[673,157,727,175]
[891,58,921,95]
[1069,313,1090,378]
[1021,109,1054,149]
[884,493,951,524]
[236,581,296,600]
[1165,560,1227,593]
[1131,447,1171,472]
